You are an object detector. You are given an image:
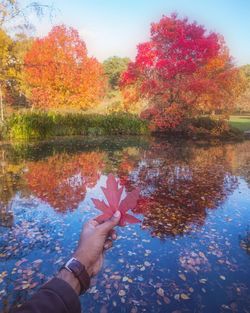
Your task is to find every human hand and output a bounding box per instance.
[73,210,121,277]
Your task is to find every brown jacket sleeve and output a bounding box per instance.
[12,278,81,313]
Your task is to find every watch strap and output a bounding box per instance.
[61,257,90,294]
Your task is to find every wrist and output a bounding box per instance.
[57,269,81,296]
[73,252,94,278]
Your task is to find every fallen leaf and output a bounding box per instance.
[179,273,186,281]
[156,288,164,297]
[181,293,190,300]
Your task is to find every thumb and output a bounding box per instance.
[98,211,121,234]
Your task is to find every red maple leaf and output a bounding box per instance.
[92,174,141,226]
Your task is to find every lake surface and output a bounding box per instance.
[0,137,249,313]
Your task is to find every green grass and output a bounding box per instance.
[5,112,149,141]
[229,115,250,132]
[2,111,247,142]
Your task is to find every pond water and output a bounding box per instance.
[0,136,250,313]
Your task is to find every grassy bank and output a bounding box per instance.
[152,116,244,140]
[229,115,250,132]
[3,112,149,141]
[0,112,245,141]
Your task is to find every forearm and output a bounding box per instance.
[57,269,81,295]
[11,211,119,313]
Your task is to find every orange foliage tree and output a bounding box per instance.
[24,25,106,110]
[25,152,105,212]
[121,14,243,130]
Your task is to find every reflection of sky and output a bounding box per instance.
[1,140,250,312]
[4,176,250,312]
[66,173,85,189]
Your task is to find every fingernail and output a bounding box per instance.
[114,211,120,217]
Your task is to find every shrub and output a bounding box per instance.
[5,112,149,141]
[183,117,243,140]
[7,112,54,140]
[102,113,149,135]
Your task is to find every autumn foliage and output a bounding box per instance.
[1,14,247,135]
[92,173,140,226]
[118,142,238,237]
[25,152,105,212]
[24,25,106,110]
[121,14,244,130]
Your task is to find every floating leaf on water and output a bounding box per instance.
[163,296,171,304]
[21,283,30,290]
[33,259,42,264]
[118,290,126,297]
[179,274,186,281]
[110,275,121,280]
[122,276,128,282]
[180,293,190,300]
[199,252,206,258]
[156,288,164,297]
[174,294,180,300]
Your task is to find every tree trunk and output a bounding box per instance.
[0,84,4,122]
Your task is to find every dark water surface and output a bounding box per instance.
[0,137,249,313]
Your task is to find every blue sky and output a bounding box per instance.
[30,0,250,65]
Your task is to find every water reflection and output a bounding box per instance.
[0,139,249,232]
[0,150,25,227]
[129,142,239,237]
[0,138,250,312]
[239,226,250,255]
[26,152,105,212]
[231,141,250,187]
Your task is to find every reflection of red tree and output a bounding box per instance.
[118,142,238,237]
[117,150,139,187]
[26,152,105,212]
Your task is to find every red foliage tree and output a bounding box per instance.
[24,25,106,110]
[121,14,242,130]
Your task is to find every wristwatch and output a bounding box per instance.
[61,257,90,294]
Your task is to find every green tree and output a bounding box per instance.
[103,56,130,89]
